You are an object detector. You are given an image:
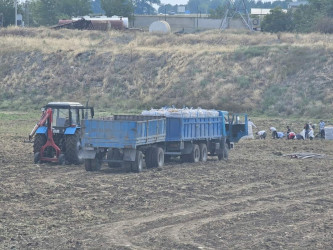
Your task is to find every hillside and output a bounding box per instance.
[1,27,332,117]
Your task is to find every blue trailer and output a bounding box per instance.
[80,111,247,172]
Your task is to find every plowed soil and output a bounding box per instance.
[1,117,333,249]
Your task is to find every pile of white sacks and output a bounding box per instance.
[141,107,219,118]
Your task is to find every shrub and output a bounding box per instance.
[314,17,333,34]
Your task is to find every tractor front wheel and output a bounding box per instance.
[33,134,46,154]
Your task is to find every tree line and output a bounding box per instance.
[0,0,332,34]
[261,0,333,33]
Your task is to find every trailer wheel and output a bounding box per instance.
[218,147,229,161]
[91,158,102,171]
[189,144,200,163]
[65,131,82,165]
[33,134,46,154]
[107,149,122,168]
[131,151,143,173]
[150,147,164,168]
[199,143,208,162]
[146,147,164,168]
[85,159,92,171]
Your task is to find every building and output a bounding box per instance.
[288,1,309,10]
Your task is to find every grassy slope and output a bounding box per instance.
[0,27,332,117]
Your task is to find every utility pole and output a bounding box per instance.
[220,0,253,31]
[14,0,17,26]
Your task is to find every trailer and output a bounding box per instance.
[80,110,247,172]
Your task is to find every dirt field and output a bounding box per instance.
[1,115,333,249]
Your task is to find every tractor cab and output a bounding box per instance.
[43,102,94,134]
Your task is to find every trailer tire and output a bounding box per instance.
[218,147,229,161]
[145,148,153,168]
[199,143,208,162]
[189,144,200,163]
[33,134,46,153]
[65,131,82,165]
[107,149,122,168]
[131,150,143,173]
[152,147,164,168]
[90,158,102,171]
[85,159,92,171]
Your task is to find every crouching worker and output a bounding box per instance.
[256,130,267,139]
[287,131,296,140]
[296,134,304,140]
[270,127,277,139]
[276,131,284,139]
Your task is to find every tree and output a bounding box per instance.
[291,0,333,33]
[187,0,210,14]
[209,4,226,19]
[0,0,15,26]
[134,0,160,15]
[261,7,293,33]
[91,0,104,14]
[101,0,133,17]
[30,0,58,26]
[57,0,91,18]
[29,0,91,26]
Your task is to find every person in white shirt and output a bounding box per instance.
[244,118,257,139]
[256,130,266,139]
[248,119,257,128]
[270,127,277,139]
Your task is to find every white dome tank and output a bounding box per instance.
[149,21,171,34]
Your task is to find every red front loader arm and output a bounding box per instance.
[31,108,62,163]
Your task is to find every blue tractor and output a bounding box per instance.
[29,102,94,164]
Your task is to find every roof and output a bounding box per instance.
[251,8,287,15]
[45,102,84,108]
[288,1,308,8]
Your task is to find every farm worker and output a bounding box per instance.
[308,128,314,140]
[319,120,325,138]
[304,123,310,139]
[286,126,291,137]
[256,130,266,139]
[270,127,277,139]
[248,119,257,128]
[276,132,284,139]
[287,131,296,140]
[247,119,257,139]
[296,134,304,140]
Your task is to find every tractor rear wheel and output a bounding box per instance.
[65,131,82,165]
[33,134,46,154]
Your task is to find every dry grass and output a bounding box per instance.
[0,27,333,117]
